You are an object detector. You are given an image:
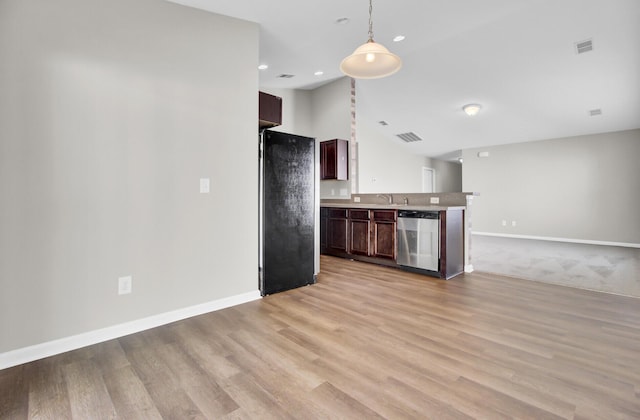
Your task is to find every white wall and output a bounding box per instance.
[311,78,353,199]
[462,129,640,245]
[425,158,463,193]
[357,116,427,193]
[260,88,313,137]
[0,0,259,353]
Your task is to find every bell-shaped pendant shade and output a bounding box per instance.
[340,40,402,79]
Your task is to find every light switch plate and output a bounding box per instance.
[199,178,210,194]
[118,276,132,295]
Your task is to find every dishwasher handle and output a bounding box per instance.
[398,210,439,219]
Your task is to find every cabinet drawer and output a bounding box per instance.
[328,208,347,218]
[349,209,370,220]
[373,210,396,222]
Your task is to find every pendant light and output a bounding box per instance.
[340,0,402,79]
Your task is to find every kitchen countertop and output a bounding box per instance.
[320,202,465,211]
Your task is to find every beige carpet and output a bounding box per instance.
[470,234,640,298]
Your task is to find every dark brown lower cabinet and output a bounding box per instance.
[326,209,348,254]
[372,210,397,260]
[348,210,371,256]
[321,207,396,263]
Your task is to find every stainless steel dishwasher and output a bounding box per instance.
[397,210,440,271]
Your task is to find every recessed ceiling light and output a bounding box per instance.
[314,71,324,76]
[393,35,406,42]
[462,103,482,116]
[258,64,268,70]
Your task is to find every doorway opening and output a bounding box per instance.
[422,167,435,193]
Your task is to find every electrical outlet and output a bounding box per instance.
[118,276,132,295]
[502,220,507,226]
[430,197,440,204]
[511,221,517,227]
[353,196,361,202]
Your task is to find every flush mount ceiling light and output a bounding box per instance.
[463,103,482,116]
[340,0,402,79]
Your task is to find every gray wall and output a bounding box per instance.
[425,158,463,193]
[357,118,463,194]
[312,77,353,199]
[462,129,640,245]
[0,0,259,352]
[357,116,427,193]
[261,88,313,138]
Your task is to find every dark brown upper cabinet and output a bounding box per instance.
[320,139,349,180]
[259,91,282,128]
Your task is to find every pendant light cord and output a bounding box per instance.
[368,0,374,42]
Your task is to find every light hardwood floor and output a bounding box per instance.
[2,255,640,419]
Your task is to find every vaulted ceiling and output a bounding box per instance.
[169,0,640,159]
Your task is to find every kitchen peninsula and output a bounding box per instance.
[320,192,475,279]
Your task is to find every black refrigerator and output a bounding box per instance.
[259,130,317,295]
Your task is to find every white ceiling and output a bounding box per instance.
[169,0,640,159]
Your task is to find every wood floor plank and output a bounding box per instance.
[0,365,28,419]
[25,358,72,419]
[309,381,385,419]
[62,359,117,419]
[125,344,207,419]
[102,365,162,419]
[3,255,640,418]
[154,342,239,418]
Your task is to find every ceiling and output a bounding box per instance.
[168,0,640,160]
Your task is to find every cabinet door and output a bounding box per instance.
[373,221,396,259]
[372,210,397,260]
[320,139,348,180]
[327,217,348,252]
[321,141,337,180]
[259,91,282,128]
[349,220,371,256]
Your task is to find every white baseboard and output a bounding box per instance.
[0,290,261,370]
[472,232,640,249]
[464,264,474,273]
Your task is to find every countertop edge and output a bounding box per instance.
[320,203,465,211]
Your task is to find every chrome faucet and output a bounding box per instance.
[377,194,393,204]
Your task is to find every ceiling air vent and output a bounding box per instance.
[396,132,423,143]
[277,74,295,79]
[589,108,602,117]
[575,39,593,54]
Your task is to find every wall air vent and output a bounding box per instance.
[589,108,602,116]
[396,132,423,143]
[575,39,593,54]
[277,74,295,78]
